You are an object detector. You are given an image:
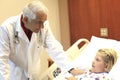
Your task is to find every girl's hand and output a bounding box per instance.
[70,68,85,76]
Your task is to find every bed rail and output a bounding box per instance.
[66,39,89,61]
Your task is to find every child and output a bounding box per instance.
[66,48,118,80]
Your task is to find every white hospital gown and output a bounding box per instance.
[77,71,112,80]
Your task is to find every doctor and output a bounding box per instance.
[0,1,73,80]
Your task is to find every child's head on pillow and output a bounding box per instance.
[91,48,118,73]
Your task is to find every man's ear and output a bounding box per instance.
[22,16,28,23]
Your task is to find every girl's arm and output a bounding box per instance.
[70,68,85,76]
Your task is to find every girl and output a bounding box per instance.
[66,48,118,80]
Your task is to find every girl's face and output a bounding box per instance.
[91,53,107,73]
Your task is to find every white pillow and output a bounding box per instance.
[72,36,120,80]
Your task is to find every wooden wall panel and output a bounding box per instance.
[68,0,120,45]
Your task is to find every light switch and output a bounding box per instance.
[100,28,108,37]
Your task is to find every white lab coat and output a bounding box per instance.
[0,14,71,80]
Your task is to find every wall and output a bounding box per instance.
[59,0,71,50]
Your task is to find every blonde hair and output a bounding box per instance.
[97,49,118,72]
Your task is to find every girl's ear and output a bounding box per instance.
[104,64,108,71]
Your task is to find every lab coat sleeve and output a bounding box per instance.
[0,26,10,80]
[43,21,73,73]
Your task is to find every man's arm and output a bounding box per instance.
[43,21,73,72]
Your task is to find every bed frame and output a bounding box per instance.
[40,38,89,80]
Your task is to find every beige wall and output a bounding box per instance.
[59,0,70,50]
[0,0,70,75]
[0,0,32,23]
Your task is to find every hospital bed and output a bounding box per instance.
[40,36,120,80]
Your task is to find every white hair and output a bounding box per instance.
[22,0,48,21]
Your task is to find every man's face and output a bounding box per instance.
[24,11,47,33]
